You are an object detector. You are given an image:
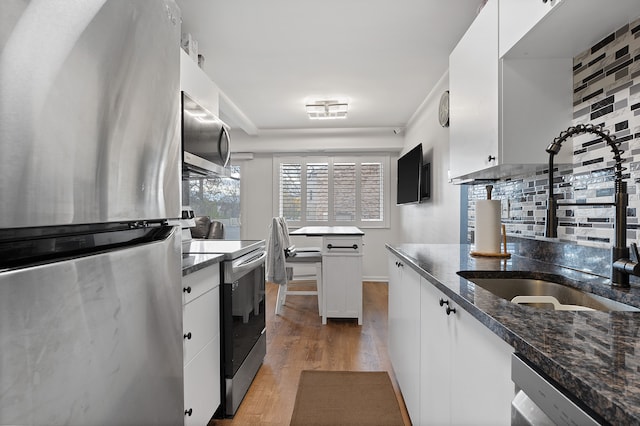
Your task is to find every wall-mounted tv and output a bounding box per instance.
[421,162,431,201]
[397,144,423,205]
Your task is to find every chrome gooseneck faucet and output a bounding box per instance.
[545,123,639,287]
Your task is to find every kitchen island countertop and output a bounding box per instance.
[290,226,364,236]
[387,243,640,425]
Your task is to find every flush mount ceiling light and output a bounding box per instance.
[305,100,348,120]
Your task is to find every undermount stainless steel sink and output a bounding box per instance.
[463,277,639,312]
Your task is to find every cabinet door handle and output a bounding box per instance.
[440,298,456,315]
[184,332,192,340]
[327,244,358,250]
[183,286,191,294]
[395,261,403,267]
[487,155,496,162]
[185,408,193,416]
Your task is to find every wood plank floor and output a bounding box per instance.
[209,281,411,426]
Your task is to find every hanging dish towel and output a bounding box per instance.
[266,217,288,285]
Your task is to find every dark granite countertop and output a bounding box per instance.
[386,243,640,425]
[181,253,224,276]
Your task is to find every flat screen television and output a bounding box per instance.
[421,162,431,201]
[397,144,423,205]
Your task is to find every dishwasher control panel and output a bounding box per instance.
[511,353,602,426]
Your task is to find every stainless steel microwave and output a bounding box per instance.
[182,91,231,177]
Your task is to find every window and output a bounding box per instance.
[188,164,241,239]
[306,162,329,221]
[274,155,389,228]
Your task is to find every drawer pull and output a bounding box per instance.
[327,244,358,250]
[439,298,456,315]
[184,332,192,340]
[185,408,193,416]
[183,286,192,294]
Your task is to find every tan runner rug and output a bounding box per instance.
[290,370,405,426]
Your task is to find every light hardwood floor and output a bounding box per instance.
[209,281,411,426]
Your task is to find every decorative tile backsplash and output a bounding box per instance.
[468,18,640,248]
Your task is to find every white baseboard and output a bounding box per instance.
[363,276,388,283]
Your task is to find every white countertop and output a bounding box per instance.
[290,226,364,236]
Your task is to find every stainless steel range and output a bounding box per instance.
[185,239,266,417]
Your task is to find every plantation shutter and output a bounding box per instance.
[361,162,383,221]
[306,162,329,221]
[276,156,388,227]
[334,162,356,221]
[279,163,301,221]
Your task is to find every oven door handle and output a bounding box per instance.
[227,250,266,282]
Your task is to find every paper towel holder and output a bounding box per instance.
[471,224,511,258]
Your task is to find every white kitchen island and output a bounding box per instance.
[290,226,364,325]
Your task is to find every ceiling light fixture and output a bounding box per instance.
[305,100,348,120]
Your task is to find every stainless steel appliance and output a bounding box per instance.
[185,240,266,417]
[511,353,603,425]
[182,91,232,178]
[178,205,197,252]
[0,1,184,425]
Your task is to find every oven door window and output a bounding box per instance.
[223,264,265,377]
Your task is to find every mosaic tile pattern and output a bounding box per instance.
[468,18,640,248]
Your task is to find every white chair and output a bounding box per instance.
[266,217,323,316]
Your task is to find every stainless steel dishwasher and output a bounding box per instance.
[511,353,604,425]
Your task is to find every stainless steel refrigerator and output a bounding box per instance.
[0,1,184,424]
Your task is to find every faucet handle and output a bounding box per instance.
[631,243,640,263]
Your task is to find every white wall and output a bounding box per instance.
[232,129,403,281]
[396,72,461,244]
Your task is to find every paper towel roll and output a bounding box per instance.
[475,200,501,253]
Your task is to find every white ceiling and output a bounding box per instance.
[177,0,485,133]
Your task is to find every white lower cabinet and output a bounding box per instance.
[388,252,514,425]
[387,256,421,421]
[420,279,514,425]
[419,280,452,425]
[184,336,221,426]
[183,287,219,365]
[322,236,363,324]
[182,264,221,425]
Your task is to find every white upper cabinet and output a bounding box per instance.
[449,0,640,181]
[449,0,500,181]
[180,49,220,116]
[501,0,640,59]
[449,0,572,181]
[499,0,561,58]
